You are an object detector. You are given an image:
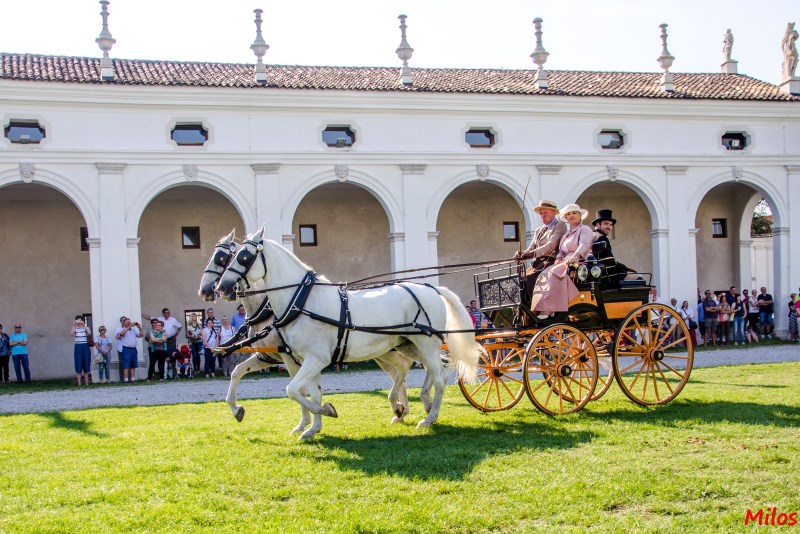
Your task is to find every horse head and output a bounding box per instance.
[198,229,237,302]
[216,226,267,301]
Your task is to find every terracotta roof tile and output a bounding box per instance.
[1,53,798,101]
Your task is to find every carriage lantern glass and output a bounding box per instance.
[577,264,589,282]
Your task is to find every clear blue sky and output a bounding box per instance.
[0,0,797,85]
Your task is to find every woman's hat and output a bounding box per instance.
[533,200,559,214]
[591,209,617,226]
[557,203,589,222]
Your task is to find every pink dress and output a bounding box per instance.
[530,224,593,313]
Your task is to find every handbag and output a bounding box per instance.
[688,319,698,330]
[94,353,103,364]
[87,334,96,348]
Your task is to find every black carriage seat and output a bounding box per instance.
[619,277,647,288]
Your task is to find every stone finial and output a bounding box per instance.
[396,15,414,85]
[95,0,116,81]
[530,17,549,89]
[251,9,270,84]
[657,23,675,92]
[721,29,738,74]
[780,22,799,95]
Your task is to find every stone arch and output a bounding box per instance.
[427,170,536,234]
[738,192,765,241]
[0,167,99,236]
[687,170,786,228]
[126,170,256,237]
[282,169,403,236]
[563,169,665,229]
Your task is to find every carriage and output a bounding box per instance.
[458,260,693,415]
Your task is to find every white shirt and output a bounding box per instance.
[220,325,235,345]
[115,325,140,348]
[158,316,183,338]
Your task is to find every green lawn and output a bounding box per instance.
[1,363,799,533]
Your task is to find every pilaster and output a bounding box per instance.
[400,164,429,270]
[663,165,693,301]
[252,163,282,241]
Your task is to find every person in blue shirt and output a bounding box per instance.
[231,304,247,331]
[9,323,30,383]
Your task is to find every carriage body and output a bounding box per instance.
[462,260,693,415]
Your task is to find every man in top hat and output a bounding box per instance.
[591,209,633,288]
[513,200,567,306]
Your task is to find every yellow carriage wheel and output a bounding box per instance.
[589,330,616,401]
[523,324,598,415]
[458,343,526,412]
[612,303,694,406]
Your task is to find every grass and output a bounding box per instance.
[1,363,799,532]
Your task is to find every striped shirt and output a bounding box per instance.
[74,327,88,344]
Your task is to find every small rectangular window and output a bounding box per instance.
[5,120,46,144]
[503,222,519,242]
[322,126,355,147]
[712,218,727,238]
[299,224,318,246]
[80,227,89,251]
[182,226,201,249]
[465,129,495,148]
[171,124,208,146]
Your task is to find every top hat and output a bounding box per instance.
[533,199,559,214]
[591,209,617,226]
[557,203,589,222]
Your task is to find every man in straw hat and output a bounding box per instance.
[513,200,567,309]
[591,209,634,289]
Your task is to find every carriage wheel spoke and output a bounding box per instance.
[658,359,687,379]
[641,361,651,399]
[654,363,674,395]
[650,364,660,402]
[620,357,645,374]
[627,360,647,389]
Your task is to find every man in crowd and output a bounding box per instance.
[513,200,567,310]
[757,287,775,338]
[115,317,142,382]
[590,209,633,288]
[231,304,247,331]
[206,307,221,336]
[702,290,720,346]
[9,323,30,383]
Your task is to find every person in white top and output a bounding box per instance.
[201,317,218,378]
[115,317,143,382]
[143,308,183,354]
[219,315,236,377]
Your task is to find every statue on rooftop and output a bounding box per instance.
[722,29,734,63]
[782,22,799,81]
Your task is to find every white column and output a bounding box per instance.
[738,239,754,293]
[772,226,790,337]
[281,234,295,252]
[536,165,562,205]
[388,232,406,275]
[95,163,135,327]
[664,166,694,302]
[650,229,669,296]
[427,231,440,286]
[252,163,282,240]
[87,238,103,327]
[127,237,144,374]
[688,227,700,300]
[400,164,429,269]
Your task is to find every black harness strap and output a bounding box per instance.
[331,286,353,367]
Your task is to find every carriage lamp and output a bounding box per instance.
[577,264,589,282]
[590,265,602,279]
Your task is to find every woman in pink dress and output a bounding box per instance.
[530,203,593,318]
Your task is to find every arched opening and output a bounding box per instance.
[137,185,245,324]
[0,184,91,379]
[291,183,390,282]
[436,182,521,302]
[575,182,653,275]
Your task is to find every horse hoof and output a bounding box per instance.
[323,402,338,418]
[290,425,305,436]
[416,420,431,429]
[299,429,318,440]
[394,404,406,418]
[235,406,245,422]
[391,416,405,424]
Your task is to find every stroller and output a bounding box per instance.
[168,344,193,379]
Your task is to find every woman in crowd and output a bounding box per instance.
[96,325,113,383]
[219,315,236,377]
[146,319,168,380]
[788,293,799,342]
[0,324,10,383]
[718,293,731,346]
[202,317,218,378]
[70,315,92,386]
[530,203,592,319]
[732,295,746,345]
[186,312,204,379]
[679,300,697,347]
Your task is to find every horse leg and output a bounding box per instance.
[299,372,325,440]
[414,344,448,429]
[285,354,336,421]
[226,353,271,422]
[420,371,434,414]
[375,351,413,424]
[282,357,319,436]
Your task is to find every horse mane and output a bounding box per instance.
[264,240,331,283]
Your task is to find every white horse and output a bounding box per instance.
[198,231,419,439]
[215,227,481,433]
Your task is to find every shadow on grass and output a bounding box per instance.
[39,412,107,437]
[296,418,594,481]
[584,399,800,427]
[688,379,788,389]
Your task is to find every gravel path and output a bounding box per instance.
[1,344,797,415]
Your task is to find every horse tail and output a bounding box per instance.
[437,286,483,383]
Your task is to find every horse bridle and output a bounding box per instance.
[226,239,267,292]
[204,241,237,277]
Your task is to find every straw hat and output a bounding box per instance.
[533,200,559,214]
[557,203,589,222]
